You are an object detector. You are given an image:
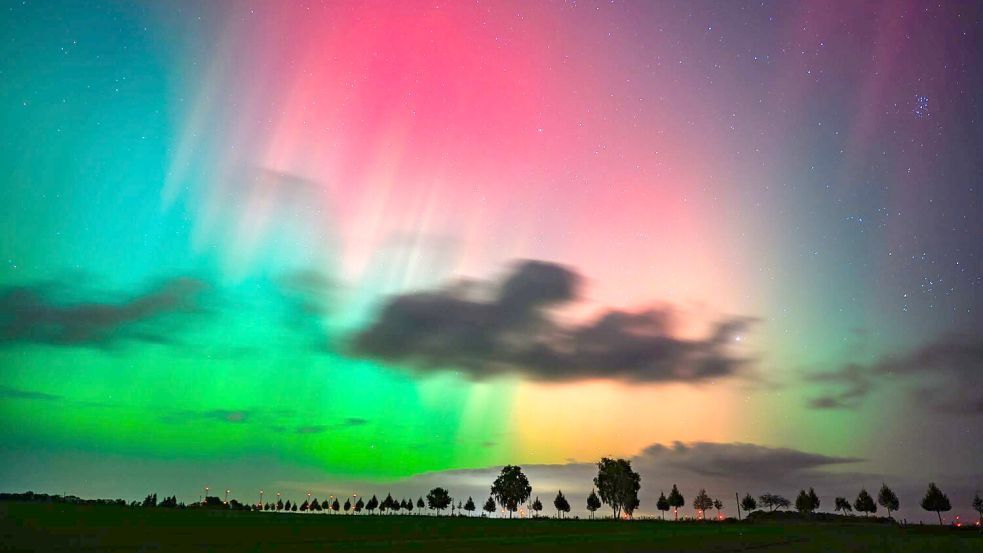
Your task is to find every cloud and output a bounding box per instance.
[160,409,253,425]
[293,418,369,434]
[634,441,862,483]
[351,260,756,383]
[0,277,208,347]
[0,386,62,402]
[808,335,983,414]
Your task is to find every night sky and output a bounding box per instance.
[0,1,980,522]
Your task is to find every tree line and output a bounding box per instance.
[4,462,981,526]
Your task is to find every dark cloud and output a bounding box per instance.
[0,386,62,402]
[293,418,369,434]
[634,441,862,483]
[351,260,756,383]
[808,335,983,414]
[0,277,207,347]
[160,409,252,425]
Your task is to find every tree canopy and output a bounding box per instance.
[854,489,876,517]
[593,457,641,520]
[426,487,452,514]
[587,490,602,519]
[553,490,571,519]
[877,484,899,518]
[490,465,532,518]
[920,482,951,525]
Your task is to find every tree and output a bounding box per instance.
[531,497,543,517]
[320,499,330,512]
[342,499,351,514]
[808,488,821,512]
[331,498,340,513]
[300,500,310,512]
[759,493,790,511]
[834,497,852,514]
[668,485,685,520]
[795,490,814,514]
[355,498,364,513]
[291,503,298,512]
[284,500,292,511]
[464,496,476,516]
[142,493,157,508]
[593,458,641,520]
[491,465,532,518]
[417,497,425,514]
[655,492,670,520]
[276,499,284,511]
[713,499,724,519]
[920,482,951,526]
[554,491,571,519]
[972,492,982,526]
[625,495,640,519]
[692,489,714,519]
[310,498,322,512]
[483,497,497,517]
[366,495,378,514]
[381,493,395,514]
[741,494,757,514]
[427,487,452,515]
[877,484,899,519]
[854,489,876,517]
[587,490,602,520]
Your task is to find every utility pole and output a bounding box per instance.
[736,492,742,521]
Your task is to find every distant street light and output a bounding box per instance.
[259,490,264,507]
[225,489,230,504]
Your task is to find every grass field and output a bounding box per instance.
[2,502,981,552]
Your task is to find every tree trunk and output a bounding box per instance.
[937,511,942,526]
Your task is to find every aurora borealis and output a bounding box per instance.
[0,0,980,522]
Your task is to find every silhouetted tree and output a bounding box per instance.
[331,498,340,513]
[277,499,284,511]
[531,496,543,517]
[625,495,640,519]
[142,493,158,508]
[491,465,532,518]
[653,492,669,520]
[554,491,571,519]
[593,458,641,520]
[693,489,713,519]
[854,489,876,517]
[284,500,292,511]
[920,482,951,526]
[808,488,820,512]
[343,498,351,514]
[427,487,452,515]
[713,499,724,519]
[759,493,790,511]
[972,492,983,526]
[587,490,602,519]
[877,484,899,519]
[795,490,815,514]
[481,496,495,517]
[834,497,852,514]
[416,497,425,514]
[740,494,757,514]
[366,495,378,514]
[310,498,322,512]
[300,500,309,512]
[291,503,298,512]
[355,497,364,513]
[668,485,685,520]
[464,496,476,516]
[381,493,394,514]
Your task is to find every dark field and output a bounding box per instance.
[1,502,980,552]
